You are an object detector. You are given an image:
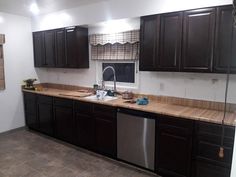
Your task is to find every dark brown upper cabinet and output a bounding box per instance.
[65,27,89,68]
[140,5,236,74]
[33,32,45,67]
[182,8,216,72]
[214,5,236,73]
[33,26,89,69]
[159,12,183,71]
[140,15,160,71]
[55,29,66,67]
[65,27,78,68]
[44,30,56,67]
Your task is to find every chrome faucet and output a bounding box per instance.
[102,66,117,92]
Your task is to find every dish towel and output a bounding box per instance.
[137,97,149,105]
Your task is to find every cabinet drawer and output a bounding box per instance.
[54,97,73,107]
[93,104,116,121]
[197,122,235,138]
[24,92,36,101]
[37,95,53,104]
[196,141,233,166]
[194,160,231,177]
[75,101,92,115]
[197,133,234,148]
[159,116,194,135]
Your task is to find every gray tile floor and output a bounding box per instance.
[0,129,157,177]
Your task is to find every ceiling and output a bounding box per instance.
[0,0,108,17]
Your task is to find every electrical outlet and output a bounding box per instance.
[160,83,164,91]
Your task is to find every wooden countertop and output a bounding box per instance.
[22,88,236,126]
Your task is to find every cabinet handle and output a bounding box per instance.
[67,30,74,32]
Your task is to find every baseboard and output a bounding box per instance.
[0,126,26,136]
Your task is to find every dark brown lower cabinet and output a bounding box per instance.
[193,160,231,177]
[54,98,74,144]
[23,92,39,131]
[74,102,117,157]
[75,101,94,150]
[192,122,235,177]
[76,114,95,149]
[23,92,235,177]
[94,104,117,157]
[156,116,194,177]
[37,95,54,136]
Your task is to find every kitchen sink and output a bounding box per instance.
[84,95,118,101]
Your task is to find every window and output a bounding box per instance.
[102,63,135,83]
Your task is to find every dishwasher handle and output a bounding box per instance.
[117,107,155,119]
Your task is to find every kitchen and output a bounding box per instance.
[0,0,236,177]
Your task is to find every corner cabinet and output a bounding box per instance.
[33,26,89,69]
[23,92,39,131]
[33,32,45,67]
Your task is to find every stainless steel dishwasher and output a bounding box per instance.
[117,108,155,171]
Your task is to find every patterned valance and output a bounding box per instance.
[90,30,140,61]
[0,34,5,90]
[91,43,139,61]
[89,30,139,45]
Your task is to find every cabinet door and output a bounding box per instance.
[94,118,116,157]
[182,8,216,72]
[75,101,94,149]
[37,96,53,136]
[140,15,160,71]
[193,160,231,177]
[65,27,78,68]
[55,29,66,67]
[159,12,183,71]
[44,30,55,67]
[156,116,193,177]
[33,32,45,67]
[75,113,95,149]
[23,92,39,130]
[214,5,236,73]
[76,27,89,68]
[94,104,116,157]
[54,98,74,144]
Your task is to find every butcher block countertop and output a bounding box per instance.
[22,84,236,126]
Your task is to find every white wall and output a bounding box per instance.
[31,0,232,31]
[0,12,37,133]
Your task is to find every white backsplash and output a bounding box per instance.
[36,65,236,104]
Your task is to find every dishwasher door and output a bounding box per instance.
[117,109,155,171]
